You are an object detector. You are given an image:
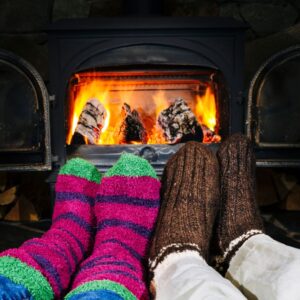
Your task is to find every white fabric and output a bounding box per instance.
[227,233,300,300]
[153,250,246,300]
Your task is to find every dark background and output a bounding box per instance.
[1,0,300,86]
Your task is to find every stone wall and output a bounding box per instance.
[0,0,300,87]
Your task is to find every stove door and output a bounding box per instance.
[0,49,51,171]
[247,46,300,166]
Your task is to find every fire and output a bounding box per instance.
[67,73,220,145]
[196,86,217,131]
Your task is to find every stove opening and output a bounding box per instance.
[66,68,225,146]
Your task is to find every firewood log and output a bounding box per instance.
[158,98,203,144]
[201,124,221,143]
[118,103,147,144]
[72,98,107,145]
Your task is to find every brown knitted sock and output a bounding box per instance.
[214,134,264,272]
[149,141,220,274]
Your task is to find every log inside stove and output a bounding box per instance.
[71,98,219,145]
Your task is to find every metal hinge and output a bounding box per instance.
[49,95,56,104]
[51,155,59,163]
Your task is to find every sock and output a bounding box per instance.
[214,134,264,272]
[0,158,101,300]
[148,142,220,293]
[65,153,161,300]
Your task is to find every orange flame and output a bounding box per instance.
[67,74,220,145]
[196,86,217,131]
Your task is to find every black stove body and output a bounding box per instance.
[47,17,246,174]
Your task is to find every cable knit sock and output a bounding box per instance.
[0,158,101,300]
[214,134,264,273]
[65,154,161,300]
[148,142,220,294]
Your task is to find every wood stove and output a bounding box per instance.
[46,16,246,174]
[1,15,299,174]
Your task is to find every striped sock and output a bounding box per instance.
[0,158,101,300]
[65,153,161,300]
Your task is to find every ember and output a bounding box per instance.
[66,72,221,145]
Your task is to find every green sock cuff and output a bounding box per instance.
[65,280,137,300]
[104,153,158,179]
[0,256,54,300]
[59,158,102,183]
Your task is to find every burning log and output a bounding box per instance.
[158,98,203,144]
[201,124,221,143]
[118,103,147,144]
[71,98,107,145]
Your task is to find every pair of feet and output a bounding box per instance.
[0,154,161,300]
[149,134,264,282]
[0,134,264,300]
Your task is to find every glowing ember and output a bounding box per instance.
[67,73,221,145]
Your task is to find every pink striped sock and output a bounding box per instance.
[66,154,161,300]
[0,158,101,300]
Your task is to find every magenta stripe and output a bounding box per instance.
[97,219,150,239]
[50,219,90,249]
[43,229,81,263]
[98,176,160,200]
[52,203,93,223]
[55,175,98,197]
[21,242,72,279]
[95,229,148,258]
[96,204,158,229]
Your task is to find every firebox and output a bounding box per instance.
[67,68,222,145]
[47,17,246,174]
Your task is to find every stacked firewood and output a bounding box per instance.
[72,97,219,144]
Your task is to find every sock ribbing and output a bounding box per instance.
[149,142,220,268]
[214,134,264,272]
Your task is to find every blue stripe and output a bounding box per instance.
[97,195,160,208]
[80,259,137,273]
[53,213,92,234]
[93,270,143,284]
[68,289,123,300]
[48,230,80,264]
[99,239,142,261]
[56,192,94,205]
[97,219,151,239]
[58,228,86,257]
[24,240,73,275]
[30,253,63,292]
[80,255,115,269]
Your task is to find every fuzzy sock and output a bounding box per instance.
[0,158,101,300]
[214,134,264,273]
[65,153,161,300]
[148,141,220,292]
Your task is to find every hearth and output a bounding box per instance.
[47,16,245,174]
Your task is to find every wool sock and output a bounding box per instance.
[65,153,161,300]
[0,158,101,300]
[214,134,264,272]
[148,142,220,291]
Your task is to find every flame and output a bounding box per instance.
[196,86,217,131]
[67,73,220,145]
